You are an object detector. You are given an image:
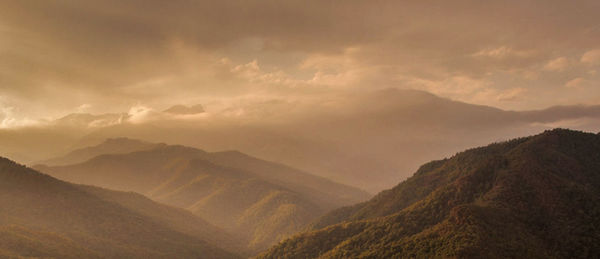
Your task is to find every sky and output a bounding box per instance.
[1,0,600,126]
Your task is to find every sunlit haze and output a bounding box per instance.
[1,1,599,124]
[1,1,600,191]
[2,1,600,258]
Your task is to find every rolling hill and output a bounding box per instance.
[35,140,370,252]
[259,129,600,258]
[0,157,246,258]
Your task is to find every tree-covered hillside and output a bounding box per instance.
[259,129,600,258]
[0,157,245,258]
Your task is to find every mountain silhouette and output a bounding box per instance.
[35,140,369,252]
[0,157,246,258]
[259,129,600,258]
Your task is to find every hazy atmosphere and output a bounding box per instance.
[1,1,600,258]
[1,0,600,122]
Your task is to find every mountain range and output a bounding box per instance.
[4,89,600,193]
[34,139,369,251]
[259,129,600,258]
[0,157,246,258]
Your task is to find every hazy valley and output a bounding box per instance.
[34,138,368,252]
[2,1,599,258]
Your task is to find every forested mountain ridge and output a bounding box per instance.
[0,157,245,258]
[259,129,600,258]
[35,141,369,252]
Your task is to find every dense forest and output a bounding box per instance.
[259,129,600,258]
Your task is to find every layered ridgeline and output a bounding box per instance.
[6,89,600,192]
[0,157,246,258]
[259,129,600,258]
[35,139,370,252]
[36,137,162,166]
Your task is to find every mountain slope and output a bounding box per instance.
[35,142,370,252]
[259,129,600,258]
[0,157,245,258]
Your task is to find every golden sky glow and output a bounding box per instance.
[0,0,599,125]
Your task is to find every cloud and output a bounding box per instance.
[497,88,528,102]
[75,104,92,113]
[0,0,599,117]
[406,75,491,103]
[127,105,162,124]
[473,46,513,59]
[53,113,128,128]
[581,49,600,64]
[164,104,205,115]
[565,78,586,88]
[228,60,300,87]
[473,46,536,59]
[543,57,569,71]
[0,106,39,129]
